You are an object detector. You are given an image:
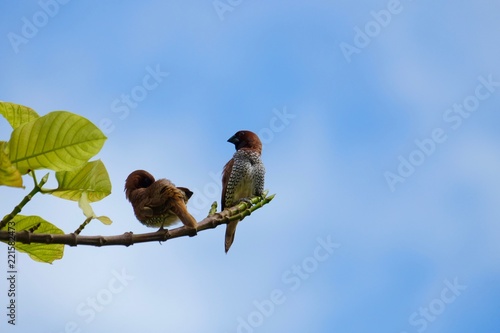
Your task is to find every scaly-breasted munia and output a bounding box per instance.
[222,130,265,253]
[125,170,198,234]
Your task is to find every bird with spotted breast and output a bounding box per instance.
[125,170,198,235]
[221,130,265,253]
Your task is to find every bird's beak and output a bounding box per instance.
[227,135,239,145]
[177,187,194,200]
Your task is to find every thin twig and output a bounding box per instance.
[74,217,93,235]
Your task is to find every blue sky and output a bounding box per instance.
[1,1,500,332]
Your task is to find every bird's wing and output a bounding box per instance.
[221,157,234,210]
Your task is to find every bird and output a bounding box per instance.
[125,170,197,235]
[221,130,265,253]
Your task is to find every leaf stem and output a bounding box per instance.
[0,172,49,230]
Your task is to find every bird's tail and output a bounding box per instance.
[171,200,198,234]
[225,220,239,253]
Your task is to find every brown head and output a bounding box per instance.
[227,130,262,154]
[124,170,155,200]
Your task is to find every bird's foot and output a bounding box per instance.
[156,224,170,234]
[238,198,253,206]
[156,225,170,244]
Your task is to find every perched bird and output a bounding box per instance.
[125,170,197,234]
[222,130,265,253]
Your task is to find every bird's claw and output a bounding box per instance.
[238,198,253,206]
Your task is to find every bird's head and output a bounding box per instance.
[124,170,155,200]
[227,130,262,154]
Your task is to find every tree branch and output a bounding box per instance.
[0,193,275,247]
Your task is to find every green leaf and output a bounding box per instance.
[77,192,113,226]
[96,216,112,225]
[51,159,112,202]
[0,141,23,187]
[2,215,64,264]
[78,191,95,218]
[8,111,106,174]
[0,102,40,129]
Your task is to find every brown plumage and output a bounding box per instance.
[222,130,265,253]
[125,170,197,234]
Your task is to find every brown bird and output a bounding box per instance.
[125,170,197,234]
[222,130,265,253]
